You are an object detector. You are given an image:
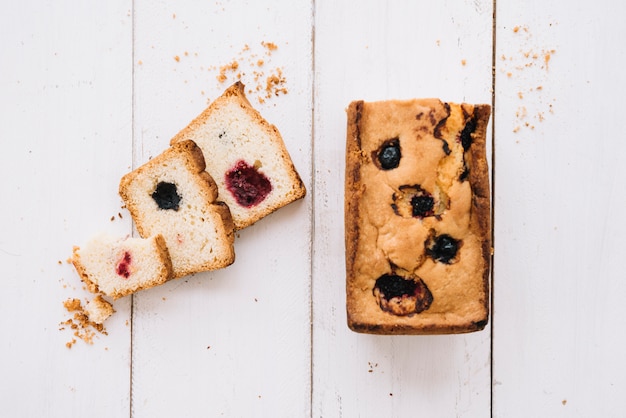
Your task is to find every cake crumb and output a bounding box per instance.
[212,41,287,104]
[60,298,109,348]
[544,51,553,69]
[264,67,287,98]
[174,55,180,62]
[261,41,278,51]
[501,25,557,134]
[217,60,239,83]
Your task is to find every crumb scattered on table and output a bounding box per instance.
[59,298,109,348]
[501,23,558,134]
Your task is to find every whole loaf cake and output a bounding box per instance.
[345,98,491,334]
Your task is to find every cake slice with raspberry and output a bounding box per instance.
[345,98,492,335]
[170,81,306,230]
[119,140,236,278]
[72,233,173,299]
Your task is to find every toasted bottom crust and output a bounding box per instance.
[345,99,491,335]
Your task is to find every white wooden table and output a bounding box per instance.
[2,1,626,416]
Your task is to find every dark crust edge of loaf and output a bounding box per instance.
[344,101,363,289]
[344,100,492,335]
[468,104,492,331]
[169,81,306,230]
[348,317,489,335]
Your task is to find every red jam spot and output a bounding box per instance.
[116,251,132,279]
[224,160,272,207]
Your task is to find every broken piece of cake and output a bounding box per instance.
[345,98,491,335]
[85,295,115,324]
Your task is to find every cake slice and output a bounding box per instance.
[345,98,491,335]
[119,140,235,278]
[170,81,306,230]
[72,233,173,299]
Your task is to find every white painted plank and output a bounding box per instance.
[312,1,493,416]
[493,1,626,416]
[130,1,313,416]
[0,1,133,416]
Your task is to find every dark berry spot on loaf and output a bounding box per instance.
[225,160,272,207]
[392,185,437,218]
[375,274,415,299]
[460,117,477,151]
[375,138,401,170]
[411,195,435,218]
[460,165,470,182]
[116,251,132,279]
[440,139,451,155]
[374,274,433,315]
[433,103,453,155]
[426,234,460,264]
[152,181,181,211]
[412,279,433,313]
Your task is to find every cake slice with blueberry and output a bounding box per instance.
[119,140,235,278]
[170,81,306,230]
[72,233,173,299]
[345,98,491,335]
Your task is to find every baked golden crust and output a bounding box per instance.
[345,99,491,335]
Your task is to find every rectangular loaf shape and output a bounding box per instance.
[345,99,491,334]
